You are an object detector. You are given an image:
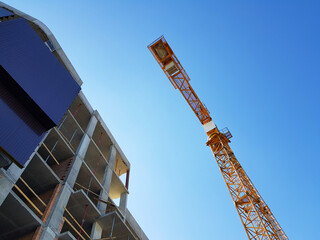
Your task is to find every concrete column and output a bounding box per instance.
[97,144,116,213]
[91,145,116,239]
[65,133,89,188]
[90,221,103,239]
[77,113,97,158]
[39,184,72,240]
[119,192,128,214]
[36,226,55,240]
[66,130,91,187]
[86,114,98,138]
[39,115,97,239]
[65,155,83,188]
[66,115,97,188]
[76,134,91,159]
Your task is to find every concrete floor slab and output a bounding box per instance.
[19,153,60,194]
[84,140,108,184]
[109,171,128,199]
[67,189,100,223]
[58,110,84,151]
[97,211,137,240]
[38,128,74,166]
[74,162,105,202]
[68,95,91,131]
[0,192,42,239]
[92,122,113,161]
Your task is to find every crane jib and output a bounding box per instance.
[148,36,288,240]
[147,36,212,125]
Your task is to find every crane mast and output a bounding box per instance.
[148,36,288,240]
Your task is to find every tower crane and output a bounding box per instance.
[148,36,288,240]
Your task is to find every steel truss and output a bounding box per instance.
[207,129,288,240]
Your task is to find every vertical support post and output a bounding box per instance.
[114,159,118,172]
[77,204,88,240]
[45,140,59,162]
[110,215,115,238]
[58,114,68,130]
[73,103,82,117]
[125,169,130,190]
[69,128,78,143]
[97,132,103,146]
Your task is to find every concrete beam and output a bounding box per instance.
[125,209,149,240]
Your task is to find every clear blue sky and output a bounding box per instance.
[5,1,320,239]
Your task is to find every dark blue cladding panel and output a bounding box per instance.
[0,81,46,166]
[0,8,13,18]
[0,18,80,126]
[0,18,80,167]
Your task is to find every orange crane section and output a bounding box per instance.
[148,36,288,240]
[148,36,211,125]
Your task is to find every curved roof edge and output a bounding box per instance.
[0,1,83,86]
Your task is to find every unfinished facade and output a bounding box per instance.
[0,2,148,240]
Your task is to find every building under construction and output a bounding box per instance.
[0,2,148,240]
